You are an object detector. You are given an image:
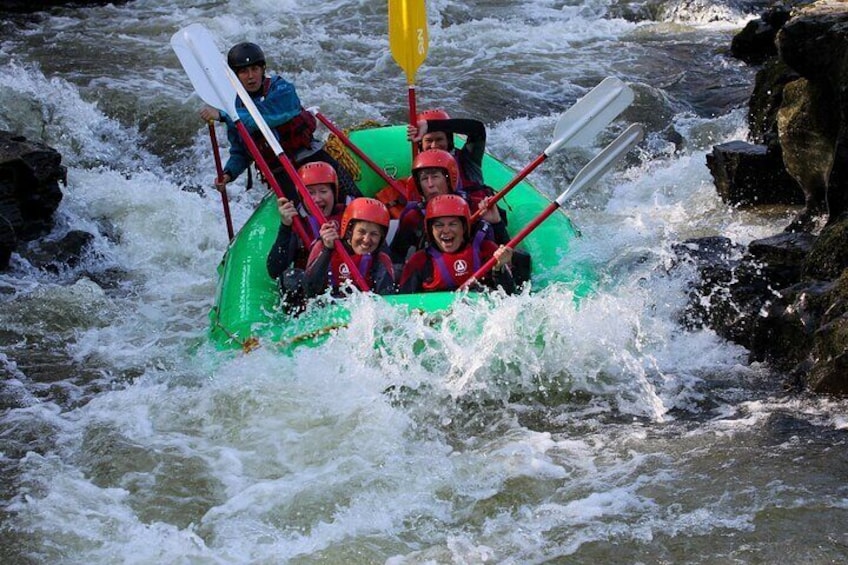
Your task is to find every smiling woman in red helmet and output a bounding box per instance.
[303,197,396,297]
[389,149,510,264]
[198,41,361,202]
[407,108,513,243]
[266,162,348,311]
[389,148,460,263]
[267,162,347,300]
[399,194,514,294]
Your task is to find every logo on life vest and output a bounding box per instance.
[453,259,468,276]
[339,263,350,278]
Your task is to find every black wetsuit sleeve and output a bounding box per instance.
[389,228,416,264]
[398,252,430,294]
[489,266,516,295]
[428,118,486,167]
[372,253,397,295]
[304,245,333,297]
[490,220,511,245]
[266,223,295,280]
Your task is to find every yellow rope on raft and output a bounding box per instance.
[211,314,262,353]
[323,119,385,182]
[276,322,349,348]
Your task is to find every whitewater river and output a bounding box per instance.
[1,0,847,562]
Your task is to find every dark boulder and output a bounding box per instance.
[777,77,840,230]
[749,279,833,372]
[808,311,848,393]
[731,6,793,64]
[777,5,848,226]
[747,58,798,144]
[0,131,66,270]
[706,140,802,206]
[23,230,95,274]
[803,212,848,280]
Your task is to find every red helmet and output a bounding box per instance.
[298,161,339,202]
[425,194,471,243]
[411,149,459,195]
[340,197,391,239]
[417,109,450,122]
[415,109,453,150]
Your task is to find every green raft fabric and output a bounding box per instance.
[208,124,594,352]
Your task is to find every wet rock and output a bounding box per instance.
[749,279,834,371]
[0,211,13,269]
[673,236,744,268]
[808,312,848,393]
[749,231,816,286]
[778,77,839,230]
[685,232,814,358]
[706,140,802,206]
[731,6,792,64]
[777,2,848,226]
[747,59,798,144]
[695,2,848,394]
[22,230,95,273]
[803,213,848,280]
[0,131,66,270]
[674,236,745,333]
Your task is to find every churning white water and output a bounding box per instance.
[1,0,847,563]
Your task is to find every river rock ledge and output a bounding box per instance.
[692,0,848,395]
[0,131,65,270]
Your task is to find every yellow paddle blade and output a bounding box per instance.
[388,0,429,84]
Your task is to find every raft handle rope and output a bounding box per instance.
[322,119,390,182]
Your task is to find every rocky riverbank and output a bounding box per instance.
[690,0,848,394]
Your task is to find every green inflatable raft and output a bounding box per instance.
[208,124,595,352]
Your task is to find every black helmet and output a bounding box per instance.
[227,42,266,70]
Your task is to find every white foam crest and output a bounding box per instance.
[432,13,636,66]
[54,167,233,366]
[656,0,758,27]
[9,451,218,563]
[469,457,668,559]
[4,344,568,561]
[0,62,158,172]
[313,280,743,423]
[63,168,224,276]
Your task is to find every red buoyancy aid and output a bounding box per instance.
[422,241,487,291]
[328,250,394,292]
[251,78,317,165]
[463,185,496,215]
[305,207,344,241]
[289,204,344,269]
[376,176,418,219]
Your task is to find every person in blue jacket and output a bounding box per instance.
[199,41,360,201]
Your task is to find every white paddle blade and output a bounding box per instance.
[555,123,644,206]
[170,24,238,116]
[545,76,635,156]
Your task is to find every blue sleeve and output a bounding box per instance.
[237,75,303,131]
[221,119,251,180]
